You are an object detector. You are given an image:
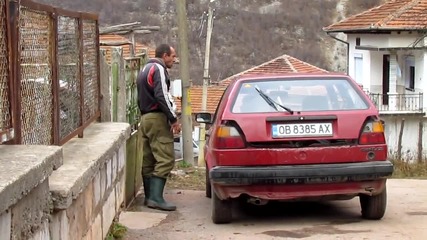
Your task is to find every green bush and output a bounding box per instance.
[106,222,127,240]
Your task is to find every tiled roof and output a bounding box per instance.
[324,0,427,32]
[99,34,155,64]
[174,85,227,114]
[174,54,327,114]
[218,54,328,86]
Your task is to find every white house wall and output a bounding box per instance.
[423,51,427,109]
[348,35,385,92]
[349,32,420,48]
[347,35,371,88]
[395,50,424,93]
[370,51,384,94]
[389,32,422,47]
[347,33,425,93]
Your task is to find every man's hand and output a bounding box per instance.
[170,121,181,135]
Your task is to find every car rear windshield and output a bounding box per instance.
[232,78,369,113]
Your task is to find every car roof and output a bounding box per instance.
[232,73,351,83]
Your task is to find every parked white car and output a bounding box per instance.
[173,136,199,159]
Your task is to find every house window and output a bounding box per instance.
[354,53,363,85]
[356,37,361,46]
[405,56,415,91]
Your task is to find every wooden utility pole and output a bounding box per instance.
[176,0,195,165]
[197,4,215,167]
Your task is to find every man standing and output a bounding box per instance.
[137,44,181,211]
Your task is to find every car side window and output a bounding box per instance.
[206,86,228,144]
[211,86,228,123]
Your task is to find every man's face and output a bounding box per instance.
[163,47,177,69]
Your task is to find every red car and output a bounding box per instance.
[196,73,394,224]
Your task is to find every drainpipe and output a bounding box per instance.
[326,32,350,75]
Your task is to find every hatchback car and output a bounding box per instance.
[196,73,394,224]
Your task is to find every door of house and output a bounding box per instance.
[382,55,390,105]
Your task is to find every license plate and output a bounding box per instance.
[272,123,333,138]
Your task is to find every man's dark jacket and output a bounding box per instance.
[137,58,177,124]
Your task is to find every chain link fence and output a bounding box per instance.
[0,0,100,145]
[58,15,81,140]
[82,19,99,122]
[19,6,53,145]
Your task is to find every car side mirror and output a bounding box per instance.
[195,112,212,124]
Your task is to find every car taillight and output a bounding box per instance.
[359,120,385,145]
[214,125,245,149]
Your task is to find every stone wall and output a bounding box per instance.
[0,122,130,240]
[0,146,62,240]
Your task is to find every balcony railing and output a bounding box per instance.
[368,93,423,113]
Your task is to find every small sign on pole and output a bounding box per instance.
[171,79,182,98]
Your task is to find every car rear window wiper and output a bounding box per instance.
[254,86,294,114]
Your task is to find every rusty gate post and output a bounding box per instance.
[95,18,101,120]
[51,9,60,145]
[9,0,22,144]
[78,15,84,138]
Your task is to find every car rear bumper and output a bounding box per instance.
[210,160,394,185]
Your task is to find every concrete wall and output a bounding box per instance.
[381,114,427,162]
[0,146,62,240]
[49,122,130,240]
[0,122,130,240]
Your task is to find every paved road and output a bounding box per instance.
[121,179,427,240]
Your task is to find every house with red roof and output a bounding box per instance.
[324,0,427,114]
[218,54,328,86]
[99,34,155,63]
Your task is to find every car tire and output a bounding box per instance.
[359,187,387,220]
[211,187,232,224]
[205,165,212,198]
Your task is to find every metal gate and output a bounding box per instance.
[125,57,141,131]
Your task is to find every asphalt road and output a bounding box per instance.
[121,179,427,240]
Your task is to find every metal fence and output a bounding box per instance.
[368,93,423,113]
[125,55,146,131]
[0,0,12,143]
[0,0,100,145]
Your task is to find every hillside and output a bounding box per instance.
[36,0,382,84]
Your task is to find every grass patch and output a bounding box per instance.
[106,222,127,240]
[176,160,193,169]
[391,160,427,179]
[167,163,206,191]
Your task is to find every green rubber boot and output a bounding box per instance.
[147,176,176,211]
[142,176,151,206]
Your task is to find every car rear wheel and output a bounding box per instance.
[359,187,387,220]
[211,187,232,224]
[205,165,211,198]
